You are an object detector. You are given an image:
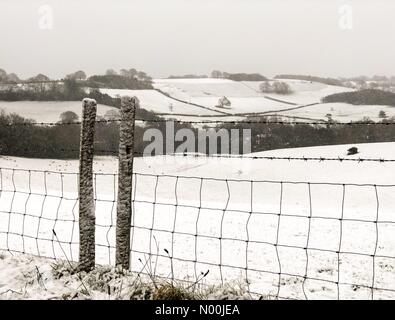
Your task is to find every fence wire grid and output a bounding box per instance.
[1,167,395,300]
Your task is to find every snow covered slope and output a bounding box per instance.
[0,101,116,123]
[153,78,286,113]
[154,78,258,98]
[279,102,395,122]
[0,79,387,122]
[99,89,223,116]
[101,80,393,121]
[1,142,395,299]
[243,79,356,105]
[152,78,358,115]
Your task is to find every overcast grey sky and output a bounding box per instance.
[0,0,394,79]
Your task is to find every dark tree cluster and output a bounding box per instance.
[86,75,153,90]
[0,108,187,159]
[167,74,208,79]
[3,109,395,160]
[216,116,395,154]
[0,79,123,107]
[0,69,21,84]
[274,75,344,87]
[322,89,395,106]
[211,70,267,81]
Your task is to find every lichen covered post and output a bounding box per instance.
[78,98,97,271]
[116,96,137,269]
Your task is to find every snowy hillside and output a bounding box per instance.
[243,79,355,105]
[99,89,222,116]
[98,79,394,121]
[0,101,117,123]
[152,78,359,117]
[154,78,258,98]
[279,102,395,122]
[1,79,390,123]
[1,142,395,299]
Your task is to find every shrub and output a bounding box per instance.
[217,96,231,108]
[86,75,152,89]
[274,74,343,86]
[322,89,395,106]
[259,81,292,94]
[272,81,292,94]
[152,283,197,300]
[379,110,387,118]
[59,111,79,123]
[210,71,267,81]
[347,147,358,155]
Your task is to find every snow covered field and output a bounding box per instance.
[1,79,391,123]
[243,79,355,105]
[1,79,395,300]
[154,78,292,114]
[0,101,116,123]
[99,89,222,116]
[279,102,395,122]
[100,79,394,121]
[152,78,359,117]
[154,78,258,99]
[1,142,395,299]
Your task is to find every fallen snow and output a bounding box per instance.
[0,101,116,123]
[279,102,395,122]
[0,251,250,300]
[99,89,221,116]
[0,79,380,124]
[243,79,356,105]
[154,78,258,98]
[190,96,291,114]
[152,78,358,116]
[1,142,395,299]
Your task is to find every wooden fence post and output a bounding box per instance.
[116,96,137,269]
[79,98,97,271]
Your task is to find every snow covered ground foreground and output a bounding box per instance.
[1,142,395,299]
[0,251,249,300]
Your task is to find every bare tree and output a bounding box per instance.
[259,81,273,93]
[104,109,121,120]
[0,69,7,82]
[6,73,20,83]
[211,70,223,78]
[66,70,87,80]
[27,74,50,82]
[105,69,118,76]
[272,81,292,94]
[260,81,292,94]
[217,96,231,108]
[379,110,387,119]
[120,69,129,77]
[59,111,79,123]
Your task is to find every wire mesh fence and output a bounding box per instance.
[1,166,395,299]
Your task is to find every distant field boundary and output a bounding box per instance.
[263,95,298,106]
[240,81,304,106]
[156,102,320,119]
[153,88,231,115]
